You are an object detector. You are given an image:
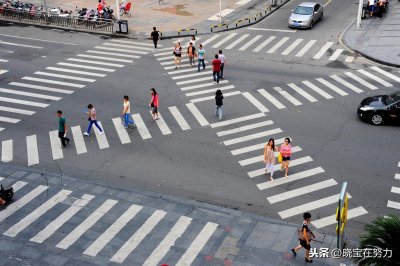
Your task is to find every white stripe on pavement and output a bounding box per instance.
[131,113,152,139]
[345,56,354,63]
[57,62,116,72]
[267,37,290,54]
[49,130,63,160]
[1,139,13,162]
[112,118,131,144]
[233,139,290,157]
[212,33,238,48]
[175,222,218,266]
[0,116,20,123]
[0,70,8,75]
[46,67,106,77]
[168,68,198,75]
[247,27,297,33]
[391,186,400,194]
[224,128,283,146]
[160,58,190,65]
[109,39,156,47]
[328,49,343,61]
[4,190,72,237]
[217,120,273,137]
[287,83,317,102]
[172,71,211,80]
[0,59,9,62]
[152,112,172,135]
[22,76,85,88]
[71,126,87,155]
[313,42,333,59]
[330,75,363,93]
[302,80,333,99]
[191,91,241,103]
[295,40,317,57]
[316,78,348,96]
[186,103,209,126]
[267,179,337,204]
[312,207,368,228]
[56,199,118,249]
[30,194,95,243]
[0,40,42,49]
[94,121,109,149]
[344,72,378,90]
[371,66,400,82]
[357,69,392,87]
[77,54,133,63]
[86,50,141,59]
[83,204,143,257]
[0,88,61,101]
[180,80,228,91]
[34,71,96,82]
[281,39,303,55]
[274,87,302,105]
[168,106,191,131]
[248,156,313,178]
[67,58,124,68]
[201,34,221,46]
[387,200,400,210]
[210,113,265,128]
[26,135,39,166]
[258,89,286,109]
[238,146,302,166]
[155,51,173,56]
[186,85,235,96]
[110,210,167,263]
[239,35,263,51]
[157,55,175,61]
[252,36,276,52]
[164,62,192,69]
[242,92,269,112]
[0,96,48,108]
[9,82,74,94]
[225,34,250,49]
[176,76,211,85]
[395,173,400,180]
[94,46,147,55]
[102,42,151,52]
[10,181,27,192]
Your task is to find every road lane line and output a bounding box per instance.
[10,181,27,192]
[0,88,61,100]
[312,207,368,228]
[168,106,191,131]
[201,34,221,46]
[387,200,400,210]
[112,118,131,144]
[395,173,400,180]
[330,75,363,93]
[225,34,250,49]
[248,156,313,178]
[239,146,301,166]
[357,69,392,87]
[224,128,282,146]
[168,68,198,75]
[22,76,85,88]
[186,103,208,126]
[0,116,19,123]
[10,82,73,94]
[186,85,235,96]
[232,139,288,156]
[67,58,124,67]
[49,130,63,160]
[313,42,333,59]
[371,66,400,82]
[258,89,286,109]
[109,39,157,47]
[190,91,241,103]
[316,78,348,96]
[46,67,106,77]
[0,40,42,49]
[344,72,378,90]
[1,139,13,162]
[328,49,343,61]
[181,80,228,91]
[26,135,39,166]
[77,54,133,63]
[217,120,273,137]
[151,112,172,135]
[0,96,48,107]
[34,71,96,82]
[161,59,190,66]
[267,37,290,54]
[102,42,151,52]
[0,33,77,45]
[71,126,87,154]
[172,71,211,80]
[274,87,302,105]
[302,80,333,99]
[212,33,238,48]
[287,83,317,102]
[252,36,276,52]
[295,40,317,57]
[176,76,211,85]
[131,113,152,139]
[94,46,147,55]
[94,121,109,149]
[281,39,303,55]
[242,92,269,112]
[239,35,263,51]
[57,62,116,72]
[211,113,265,128]
[86,50,140,59]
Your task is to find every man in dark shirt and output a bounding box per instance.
[212,54,221,84]
[151,27,160,48]
[57,110,70,147]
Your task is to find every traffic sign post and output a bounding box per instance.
[336,182,349,249]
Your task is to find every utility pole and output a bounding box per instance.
[115,0,120,20]
[357,0,363,28]
[219,0,222,23]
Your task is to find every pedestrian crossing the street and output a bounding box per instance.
[387,162,400,211]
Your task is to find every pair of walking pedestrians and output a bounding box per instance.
[263,137,292,180]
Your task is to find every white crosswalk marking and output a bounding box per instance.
[295,40,317,57]
[242,92,269,112]
[4,189,72,237]
[287,83,317,102]
[112,118,131,144]
[158,55,176,61]
[109,39,157,47]
[278,194,352,219]
[387,200,400,210]
[0,88,61,101]
[83,204,143,257]
[176,76,211,85]
[225,34,250,49]
[168,68,198,75]
[56,199,118,249]
[371,66,400,82]
[257,167,325,190]
[71,126,87,155]
[1,139,13,162]
[267,37,290,53]
[328,49,344,61]
[0,40,42,49]
[223,128,282,146]
[0,116,19,123]
[186,103,209,126]
[345,56,354,63]
[391,186,400,194]
[11,181,28,192]
[0,70,8,75]
[143,216,192,266]
[49,130,63,160]
[180,80,229,91]
[238,146,302,166]
[0,59,9,62]
[30,194,95,243]
[302,80,333,99]
[22,76,85,88]
[94,46,147,55]
[172,71,211,80]
[231,137,286,156]
[0,185,48,223]
[312,207,368,228]
[57,62,116,72]
[94,121,109,149]
[344,72,378,90]
[248,156,313,178]
[313,42,333,59]
[0,96,48,107]
[201,34,221,46]
[191,91,241,103]
[274,87,302,105]
[110,210,167,263]
[175,222,218,266]
[26,135,39,166]
[9,82,74,94]
[253,36,276,52]
[186,85,235,96]
[281,39,303,55]
[168,106,191,131]
[46,67,106,77]
[212,33,238,48]
[102,42,151,52]
[267,179,337,204]
[67,58,124,68]
[34,72,96,82]
[131,113,152,140]
[316,78,348,96]
[217,120,273,137]
[210,113,265,128]
[258,89,286,109]
[357,69,392,87]
[77,54,133,63]
[163,62,191,68]
[239,35,263,51]
[330,75,363,93]
[155,51,172,56]
[86,50,141,59]
[152,112,172,135]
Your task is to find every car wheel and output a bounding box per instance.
[371,113,384,125]
[309,21,313,29]
[320,12,323,21]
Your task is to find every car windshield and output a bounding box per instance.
[384,92,400,105]
[293,6,314,15]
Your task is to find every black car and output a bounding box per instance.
[357,91,400,125]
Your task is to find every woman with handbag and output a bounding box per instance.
[277,137,292,178]
[149,88,159,120]
[264,138,276,181]
[291,212,315,263]
[173,42,182,69]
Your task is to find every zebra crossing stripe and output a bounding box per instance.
[94,46,147,55]
[395,173,400,180]
[34,71,96,82]
[56,199,118,249]
[143,216,193,266]
[155,51,172,56]
[287,83,317,102]
[109,39,157,47]
[344,72,378,90]
[267,179,337,204]
[0,40,42,49]
[164,62,192,68]
[186,103,209,126]
[30,194,95,243]
[110,210,167,263]
[131,113,152,140]
[176,76,211,85]
[267,37,290,54]
[49,130,63,160]
[302,80,333,99]
[102,43,151,52]
[313,42,333,59]
[330,75,363,93]
[257,167,325,190]
[0,70,8,75]
[172,71,211,80]
[211,113,265,128]
[86,50,141,59]
[152,112,172,135]
[295,40,317,57]
[345,56,354,63]
[27,135,39,166]
[233,139,289,157]
[191,91,241,103]
[83,204,143,257]
[1,139,13,162]
[0,88,61,101]
[9,82,73,94]
[316,78,348,96]
[253,36,276,52]
[46,67,107,77]
[278,193,352,219]
[77,54,133,63]
[224,128,283,146]
[212,33,238,48]
[112,118,131,144]
[239,35,263,51]
[282,39,303,55]
[0,177,3,181]
[168,106,191,131]
[0,116,20,123]
[11,181,28,192]
[71,126,87,154]
[328,49,344,61]
[217,120,274,137]
[387,200,400,210]
[22,76,85,88]
[4,189,72,237]
[274,87,302,106]
[201,34,221,46]
[248,156,313,178]
[180,80,229,91]
[0,185,48,223]
[67,58,124,68]
[258,89,286,109]
[0,59,9,62]
[391,186,400,194]
[175,222,218,266]
[242,92,269,113]
[57,62,116,72]
[238,146,302,166]
[186,85,235,97]
[0,96,48,107]
[157,55,175,61]
[94,121,109,149]
[168,68,198,75]
[312,206,368,228]
[357,69,392,87]
[371,66,400,82]
[225,34,250,49]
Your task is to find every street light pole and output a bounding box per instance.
[219,0,222,23]
[115,0,121,20]
[43,0,47,13]
[357,0,363,28]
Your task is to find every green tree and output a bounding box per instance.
[354,215,400,265]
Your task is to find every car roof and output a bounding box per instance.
[298,2,319,7]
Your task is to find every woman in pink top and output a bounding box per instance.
[278,137,292,178]
[264,138,276,181]
[149,88,160,120]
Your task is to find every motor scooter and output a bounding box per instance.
[0,184,14,206]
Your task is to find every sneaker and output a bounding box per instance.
[291,249,296,256]
[99,131,104,135]
[305,258,313,263]
[83,132,89,136]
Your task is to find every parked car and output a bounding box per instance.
[357,91,400,125]
[288,2,323,29]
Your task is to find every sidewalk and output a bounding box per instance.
[343,0,400,67]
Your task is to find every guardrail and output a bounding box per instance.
[178,28,197,35]
[235,18,250,27]
[210,23,228,32]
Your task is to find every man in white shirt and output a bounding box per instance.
[218,50,226,79]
